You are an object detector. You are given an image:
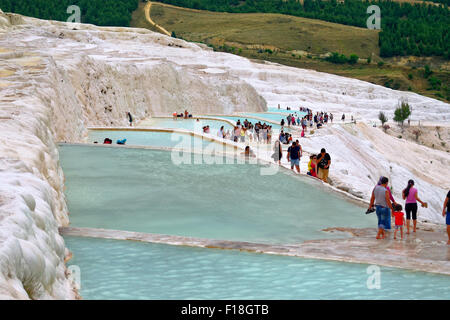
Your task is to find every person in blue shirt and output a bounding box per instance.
[287,141,301,173]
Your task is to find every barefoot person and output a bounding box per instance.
[376,176,397,231]
[443,190,450,244]
[402,179,427,234]
[368,177,394,239]
[393,204,406,240]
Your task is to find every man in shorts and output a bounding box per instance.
[317,148,331,183]
[369,177,394,239]
[287,141,301,173]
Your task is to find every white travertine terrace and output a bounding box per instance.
[0,9,449,299]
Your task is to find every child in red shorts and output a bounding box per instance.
[393,204,406,240]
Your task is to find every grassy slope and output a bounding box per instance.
[149,2,379,57]
[131,2,449,102]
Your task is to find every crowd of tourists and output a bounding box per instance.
[272,139,331,183]
[280,111,334,133]
[217,119,273,144]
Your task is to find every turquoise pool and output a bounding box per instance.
[140,118,233,133]
[65,236,450,300]
[60,145,375,244]
[87,130,236,152]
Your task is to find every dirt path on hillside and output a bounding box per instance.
[144,2,171,36]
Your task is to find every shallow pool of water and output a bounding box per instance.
[87,130,236,152]
[65,236,450,300]
[60,145,375,244]
[139,118,233,134]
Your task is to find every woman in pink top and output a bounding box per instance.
[402,179,427,234]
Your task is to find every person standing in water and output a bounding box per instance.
[443,191,450,244]
[368,177,394,239]
[376,176,397,231]
[127,112,133,127]
[402,179,427,234]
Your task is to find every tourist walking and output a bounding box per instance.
[127,112,133,126]
[443,191,450,244]
[393,204,405,240]
[316,148,331,183]
[376,176,396,231]
[368,177,394,239]
[402,179,427,234]
[287,141,301,174]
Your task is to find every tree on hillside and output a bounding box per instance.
[393,101,411,129]
[378,111,388,125]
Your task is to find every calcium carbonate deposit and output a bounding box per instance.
[0,9,449,299]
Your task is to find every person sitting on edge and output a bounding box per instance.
[307,155,317,177]
[393,204,405,240]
